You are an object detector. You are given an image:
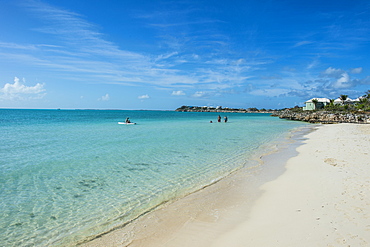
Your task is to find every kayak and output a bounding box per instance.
[118,122,136,125]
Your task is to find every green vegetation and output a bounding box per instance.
[324,91,370,112]
[289,106,304,112]
[339,94,348,104]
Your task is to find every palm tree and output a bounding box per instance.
[365,90,370,99]
[325,99,335,110]
[340,94,348,105]
[312,98,319,110]
[359,97,368,104]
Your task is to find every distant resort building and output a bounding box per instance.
[303,96,363,111]
[333,97,361,105]
[334,98,350,105]
[303,98,330,111]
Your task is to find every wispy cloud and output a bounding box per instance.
[149,19,222,28]
[293,41,314,48]
[2,1,252,95]
[0,42,38,50]
[24,1,105,47]
[6,0,367,108]
[155,52,179,62]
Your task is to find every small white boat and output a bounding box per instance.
[118,122,136,125]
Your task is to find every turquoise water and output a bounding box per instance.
[0,109,306,246]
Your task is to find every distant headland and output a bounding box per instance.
[175,105,275,113]
[175,101,370,124]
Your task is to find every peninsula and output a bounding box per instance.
[175,105,274,113]
[176,91,370,124]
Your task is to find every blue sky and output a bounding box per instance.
[0,0,369,110]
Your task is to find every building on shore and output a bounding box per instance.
[303,98,331,111]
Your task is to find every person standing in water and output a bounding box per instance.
[224,116,228,123]
[218,115,221,122]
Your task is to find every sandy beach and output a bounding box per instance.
[82,123,370,247]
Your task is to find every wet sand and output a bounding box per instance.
[81,124,370,247]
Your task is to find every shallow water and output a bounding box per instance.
[0,109,307,246]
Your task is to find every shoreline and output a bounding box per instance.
[81,123,370,246]
[212,123,370,246]
[273,110,370,124]
[81,125,313,247]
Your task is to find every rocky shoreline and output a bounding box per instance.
[272,110,370,124]
[175,105,370,124]
[175,105,273,113]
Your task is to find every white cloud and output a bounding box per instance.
[332,72,351,88]
[192,91,207,98]
[350,67,362,74]
[322,67,344,77]
[0,77,46,100]
[155,52,178,61]
[138,94,150,99]
[171,90,185,96]
[307,59,319,70]
[98,93,110,101]
[192,54,199,59]
[1,77,44,94]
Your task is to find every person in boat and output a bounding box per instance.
[125,117,131,123]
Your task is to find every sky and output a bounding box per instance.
[0,0,370,110]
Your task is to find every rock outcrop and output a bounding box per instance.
[272,110,370,124]
[175,105,272,113]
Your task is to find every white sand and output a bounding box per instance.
[82,124,370,247]
[212,124,370,247]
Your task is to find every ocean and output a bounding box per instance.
[0,109,307,246]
